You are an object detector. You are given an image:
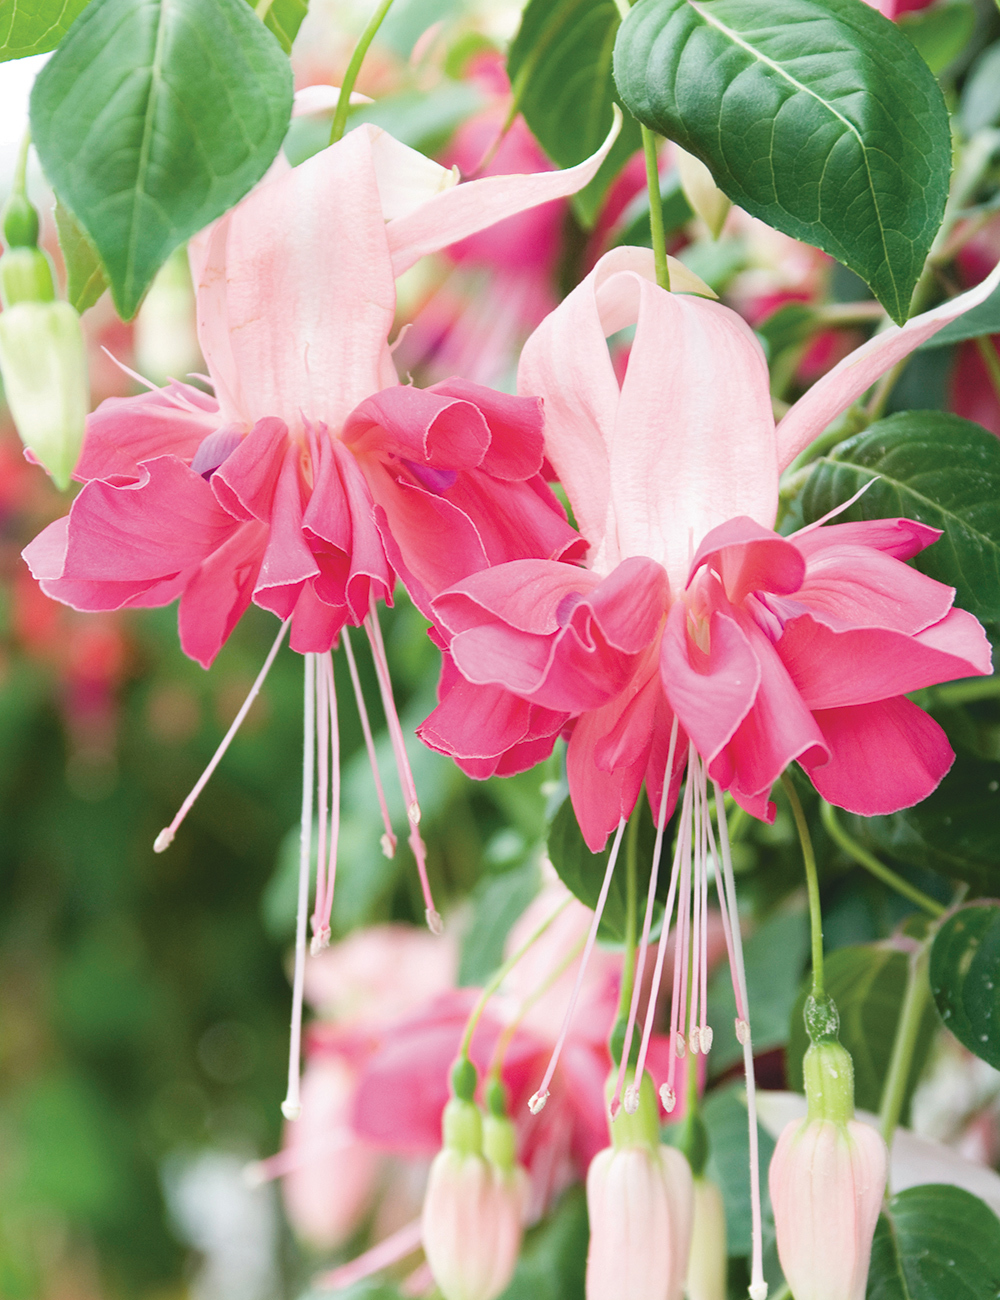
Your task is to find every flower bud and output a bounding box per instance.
[135,247,201,385]
[674,146,732,240]
[0,298,88,490]
[769,1041,888,1300]
[686,1176,727,1300]
[421,1087,527,1300]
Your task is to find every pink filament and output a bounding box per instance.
[341,626,396,857]
[314,1217,423,1293]
[312,652,330,946]
[311,652,341,949]
[283,652,316,1121]
[528,817,627,1112]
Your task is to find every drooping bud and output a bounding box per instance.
[685,1176,727,1300]
[0,194,88,490]
[135,246,201,385]
[674,146,732,239]
[769,1038,888,1300]
[421,1066,527,1300]
[586,1070,694,1300]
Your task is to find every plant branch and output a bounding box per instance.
[781,774,824,997]
[820,802,944,918]
[330,0,397,145]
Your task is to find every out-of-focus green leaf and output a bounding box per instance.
[0,0,90,60]
[787,946,937,1117]
[53,200,107,312]
[30,0,293,318]
[458,858,540,986]
[499,1186,589,1300]
[920,280,1000,349]
[507,0,642,228]
[801,412,1000,623]
[960,43,1000,136]
[379,0,462,58]
[254,0,307,53]
[930,903,1000,1068]
[612,168,692,247]
[868,1184,1000,1299]
[898,0,975,73]
[708,905,809,1074]
[613,0,951,323]
[701,1084,776,1257]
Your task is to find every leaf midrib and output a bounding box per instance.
[687,0,898,309]
[124,0,171,309]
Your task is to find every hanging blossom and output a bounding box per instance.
[416,243,1000,1297]
[22,111,618,1118]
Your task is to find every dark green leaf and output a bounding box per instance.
[851,754,1000,894]
[498,1186,588,1300]
[613,0,951,323]
[53,200,107,313]
[920,281,1000,350]
[801,412,1000,622]
[867,1184,1000,1300]
[458,859,540,987]
[898,1,975,75]
[707,905,809,1073]
[930,903,1000,1067]
[0,0,89,60]
[507,0,642,228]
[30,0,293,319]
[701,1084,776,1257]
[547,797,664,942]
[960,43,1000,136]
[787,946,937,1116]
[254,0,307,53]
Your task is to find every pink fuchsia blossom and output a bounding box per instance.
[22,120,608,668]
[418,245,999,851]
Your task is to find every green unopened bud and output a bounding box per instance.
[803,1040,855,1125]
[483,1112,517,1172]
[678,1107,710,1178]
[451,1055,478,1102]
[675,146,732,239]
[134,246,200,385]
[804,992,840,1045]
[0,300,88,490]
[442,1096,482,1156]
[0,246,55,307]
[608,1069,660,1151]
[2,193,40,250]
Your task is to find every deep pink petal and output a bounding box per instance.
[791,517,941,562]
[661,603,761,764]
[289,581,350,655]
[711,619,828,799]
[568,557,669,655]
[804,696,954,814]
[433,560,600,637]
[330,441,394,620]
[440,472,583,571]
[778,609,992,709]
[776,258,1000,471]
[566,703,649,852]
[429,378,545,481]
[252,446,319,619]
[790,542,954,635]
[76,383,218,483]
[385,117,621,277]
[344,386,491,470]
[211,417,289,522]
[58,457,240,582]
[689,517,805,603]
[178,521,268,668]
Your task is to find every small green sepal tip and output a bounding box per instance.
[2,194,40,250]
[451,1056,478,1103]
[486,1076,508,1118]
[678,1108,710,1177]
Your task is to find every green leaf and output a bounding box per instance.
[458,859,540,987]
[547,797,664,942]
[507,0,643,228]
[960,43,1000,136]
[930,903,1000,1068]
[787,946,938,1117]
[920,280,1000,350]
[613,0,951,323]
[0,0,90,60]
[867,1184,1000,1300]
[801,412,1000,623]
[612,167,693,247]
[701,1084,777,1257]
[851,754,1000,894]
[707,905,809,1074]
[53,200,107,313]
[498,1186,589,1300]
[30,0,293,320]
[898,1,975,75]
[254,0,307,53]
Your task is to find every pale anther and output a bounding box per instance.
[528,1090,549,1115]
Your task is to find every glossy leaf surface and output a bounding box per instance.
[930,903,1000,1068]
[0,0,89,59]
[867,1184,1000,1299]
[30,0,293,319]
[613,0,951,322]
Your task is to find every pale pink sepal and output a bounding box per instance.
[776,257,1000,471]
[769,1116,887,1300]
[585,1144,693,1300]
[386,109,624,278]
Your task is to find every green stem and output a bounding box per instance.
[864,357,906,422]
[13,130,30,196]
[642,126,670,291]
[878,936,932,1150]
[780,773,824,997]
[329,0,397,145]
[618,811,640,1019]
[820,802,944,918]
[458,897,570,1060]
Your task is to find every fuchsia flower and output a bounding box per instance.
[418,245,1000,850]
